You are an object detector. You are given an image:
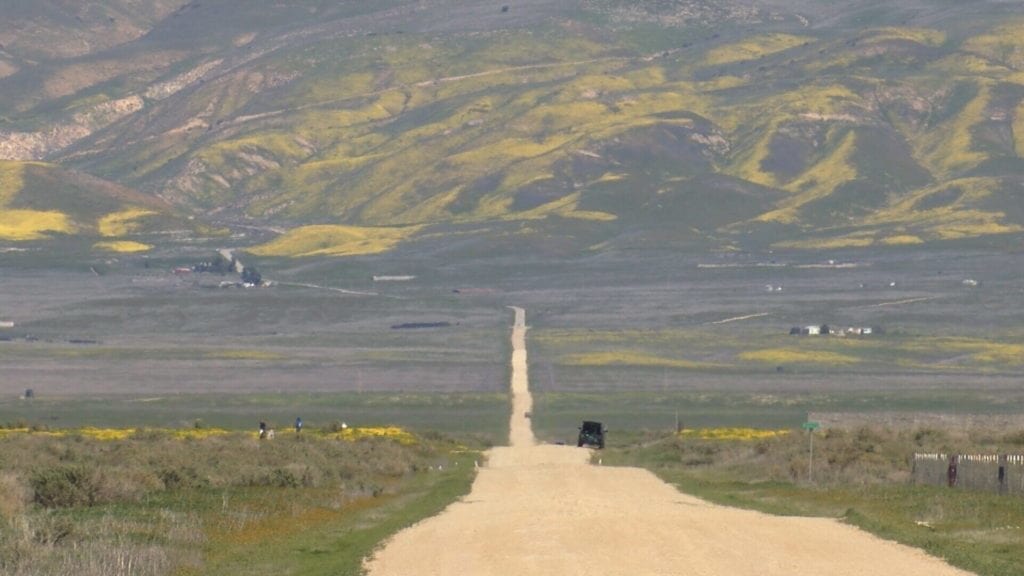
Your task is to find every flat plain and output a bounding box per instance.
[2,246,1022,436]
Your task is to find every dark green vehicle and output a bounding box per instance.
[577,420,606,449]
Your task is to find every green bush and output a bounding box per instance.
[158,466,208,491]
[30,466,100,508]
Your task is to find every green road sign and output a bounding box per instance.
[802,421,820,430]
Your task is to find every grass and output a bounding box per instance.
[703,34,813,66]
[248,225,423,257]
[5,10,1024,255]
[866,27,947,47]
[93,240,153,253]
[738,347,860,365]
[962,19,1024,70]
[601,426,1024,576]
[198,452,477,576]
[1016,100,1024,157]
[0,209,74,240]
[678,427,790,441]
[96,209,158,237]
[560,351,719,369]
[0,426,482,576]
[757,130,859,224]
[532,326,1024,376]
[919,81,991,177]
[0,393,510,444]
[529,389,1024,443]
[0,161,28,206]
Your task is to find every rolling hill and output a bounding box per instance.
[0,159,196,252]
[1,0,1023,257]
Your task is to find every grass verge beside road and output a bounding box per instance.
[603,428,1024,576]
[0,392,510,446]
[0,428,482,576]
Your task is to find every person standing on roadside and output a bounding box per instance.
[295,416,303,435]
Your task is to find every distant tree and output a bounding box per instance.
[242,267,262,286]
[820,324,831,335]
[212,253,233,274]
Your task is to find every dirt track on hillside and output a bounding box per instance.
[364,307,972,576]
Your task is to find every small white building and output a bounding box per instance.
[805,325,821,335]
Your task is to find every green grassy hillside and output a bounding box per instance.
[1,0,1023,256]
[0,160,197,253]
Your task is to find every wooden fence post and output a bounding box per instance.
[999,454,1008,495]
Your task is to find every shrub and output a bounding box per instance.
[1002,430,1024,445]
[0,473,30,520]
[158,467,208,491]
[30,466,100,508]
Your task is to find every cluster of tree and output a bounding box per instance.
[241,267,262,286]
[191,252,263,286]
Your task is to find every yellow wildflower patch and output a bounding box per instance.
[97,208,158,237]
[853,177,1022,242]
[704,34,812,66]
[775,234,876,250]
[917,82,990,176]
[168,428,231,440]
[204,349,286,361]
[962,21,1024,70]
[249,224,421,257]
[93,240,152,253]
[679,428,790,441]
[0,428,61,438]
[972,344,1024,365]
[561,351,718,370]
[0,427,231,440]
[78,427,136,441]
[0,161,27,206]
[563,209,617,222]
[1017,100,1024,158]
[879,235,924,246]
[757,131,858,224]
[329,426,417,445]
[865,27,946,46]
[740,348,859,365]
[0,209,74,240]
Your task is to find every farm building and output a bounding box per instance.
[791,325,880,336]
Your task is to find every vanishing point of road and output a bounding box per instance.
[365,307,972,576]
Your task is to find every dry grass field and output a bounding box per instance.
[2,244,1023,575]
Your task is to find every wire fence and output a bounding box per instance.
[913,453,1024,495]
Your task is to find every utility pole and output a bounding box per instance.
[802,419,820,483]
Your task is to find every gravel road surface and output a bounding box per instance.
[365,307,972,576]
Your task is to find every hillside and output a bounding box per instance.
[0,160,196,253]
[1,0,1023,257]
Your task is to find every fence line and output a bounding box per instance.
[913,453,1024,464]
[913,453,1024,494]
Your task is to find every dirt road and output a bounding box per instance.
[364,308,972,576]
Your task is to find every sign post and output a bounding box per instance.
[802,421,820,483]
